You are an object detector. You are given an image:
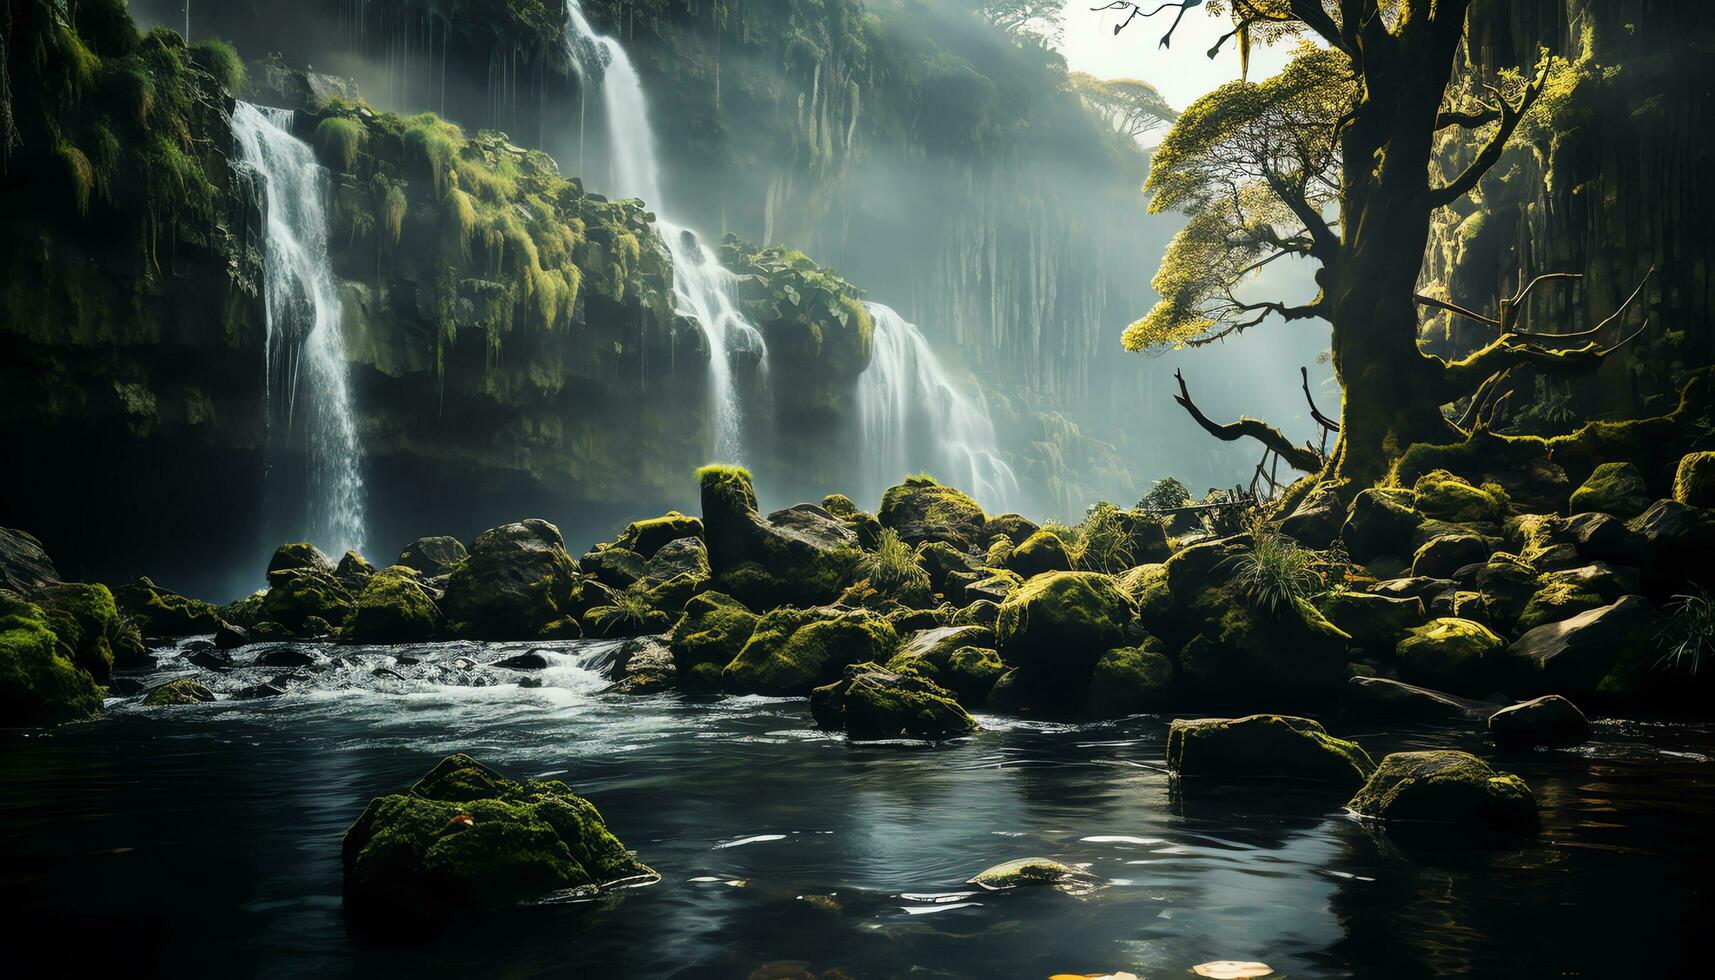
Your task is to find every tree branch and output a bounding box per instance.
[1173,369,1325,472]
[1441,320,1650,397]
[1301,366,1340,432]
[1260,164,1338,260]
[1414,293,1501,328]
[1428,62,1547,209]
[1436,105,1501,130]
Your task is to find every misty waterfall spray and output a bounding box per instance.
[562,1,764,465]
[232,101,367,557]
[860,303,1019,511]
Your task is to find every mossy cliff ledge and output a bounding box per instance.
[0,6,880,588]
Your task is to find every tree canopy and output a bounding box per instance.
[1067,72,1178,140]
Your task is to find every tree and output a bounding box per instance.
[1114,1,1647,485]
[979,0,1067,47]
[1067,72,1179,140]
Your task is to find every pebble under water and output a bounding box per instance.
[3,638,1713,978]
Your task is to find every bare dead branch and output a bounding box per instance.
[1442,319,1650,397]
[1415,292,1502,328]
[1428,61,1548,209]
[1300,366,1340,432]
[1173,369,1325,472]
[1512,266,1654,343]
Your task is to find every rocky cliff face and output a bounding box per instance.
[1421,0,1714,427]
[0,5,872,596]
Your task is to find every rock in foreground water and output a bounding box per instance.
[341,754,653,928]
[1347,750,1538,838]
[1167,714,1375,789]
[1488,695,1590,747]
[810,661,978,740]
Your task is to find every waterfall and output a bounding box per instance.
[860,303,1019,512]
[232,101,367,557]
[561,1,763,464]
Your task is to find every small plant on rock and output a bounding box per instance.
[858,528,931,599]
[1230,521,1320,614]
[1074,502,1136,574]
[1657,588,1715,676]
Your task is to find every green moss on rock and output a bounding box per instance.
[1347,750,1539,838]
[613,511,704,559]
[441,520,582,639]
[348,566,445,643]
[115,577,221,636]
[0,594,104,726]
[261,567,354,634]
[723,606,897,695]
[878,475,987,549]
[1672,451,1715,507]
[995,571,1134,676]
[1166,714,1375,789]
[810,661,978,740]
[1006,530,1073,578]
[1086,641,1173,716]
[1412,470,1508,524]
[142,677,216,706]
[1568,461,1651,517]
[1395,618,1505,697]
[341,754,652,927]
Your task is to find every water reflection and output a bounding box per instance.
[1,638,1712,977]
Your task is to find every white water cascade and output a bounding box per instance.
[232,101,367,557]
[561,1,764,463]
[860,303,1020,511]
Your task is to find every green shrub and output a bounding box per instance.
[314,116,365,172]
[190,38,245,92]
[1657,588,1715,676]
[857,528,930,597]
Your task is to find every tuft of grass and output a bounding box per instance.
[609,584,654,628]
[1657,588,1715,676]
[1229,520,1320,614]
[857,528,931,598]
[314,116,365,172]
[1073,502,1135,574]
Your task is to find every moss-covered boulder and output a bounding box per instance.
[0,594,104,726]
[985,513,1040,544]
[668,592,758,687]
[1395,618,1505,696]
[1488,695,1589,747]
[723,606,897,695]
[1342,488,1423,562]
[699,466,859,607]
[441,520,583,639]
[612,511,704,559]
[341,754,652,927]
[641,537,710,587]
[1176,587,1352,706]
[995,571,1134,679]
[1515,578,1609,632]
[1347,750,1538,838]
[268,542,336,575]
[877,475,986,550]
[1506,595,1654,701]
[1474,554,1542,630]
[611,637,678,694]
[1672,451,1715,508]
[335,550,377,590]
[142,678,217,706]
[1166,714,1375,790]
[1627,499,1715,594]
[1006,530,1073,578]
[40,581,139,678]
[348,566,445,643]
[260,566,354,634]
[581,547,647,590]
[114,577,222,636]
[1569,461,1651,518]
[1319,591,1426,652]
[396,536,469,578]
[885,625,1003,701]
[1412,533,1491,579]
[810,662,978,740]
[1086,641,1173,716]
[1413,470,1508,524]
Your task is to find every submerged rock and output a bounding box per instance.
[1167,714,1375,789]
[1488,695,1590,747]
[966,857,1100,893]
[611,637,677,694]
[1347,750,1539,838]
[441,520,583,639]
[142,678,216,706]
[810,661,978,740]
[341,754,653,928]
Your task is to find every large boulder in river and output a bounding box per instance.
[612,511,704,559]
[260,566,353,633]
[699,466,859,607]
[0,593,104,726]
[1488,695,1589,747]
[995,571,1133,677]
[38,581,138,679]
[1342,488,1423,562]
[1505,595,1654,701]
[268,542,336,575]
[1005,530,1073,578]
[810,662,978,740]
[877,475,986,550]
[722,606,897,695]
[667,592,758,688]
[1167,714,1375,790]
[396,536,468,578]
[341,754,652,928]
[1347,750,1539,838]
[441,520,583,639]
[114,577,222,636]
[1568,461,1651,518]
[347,566,445,643]
[1086,641,1173,716]
[1176,586,1351,707]
[0,528,60,595]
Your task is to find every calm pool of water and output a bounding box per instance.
[3,638,1712,977]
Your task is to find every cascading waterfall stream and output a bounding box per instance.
[860,303,1020,512]
[232,101,367,557]
[562,1,763,464]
